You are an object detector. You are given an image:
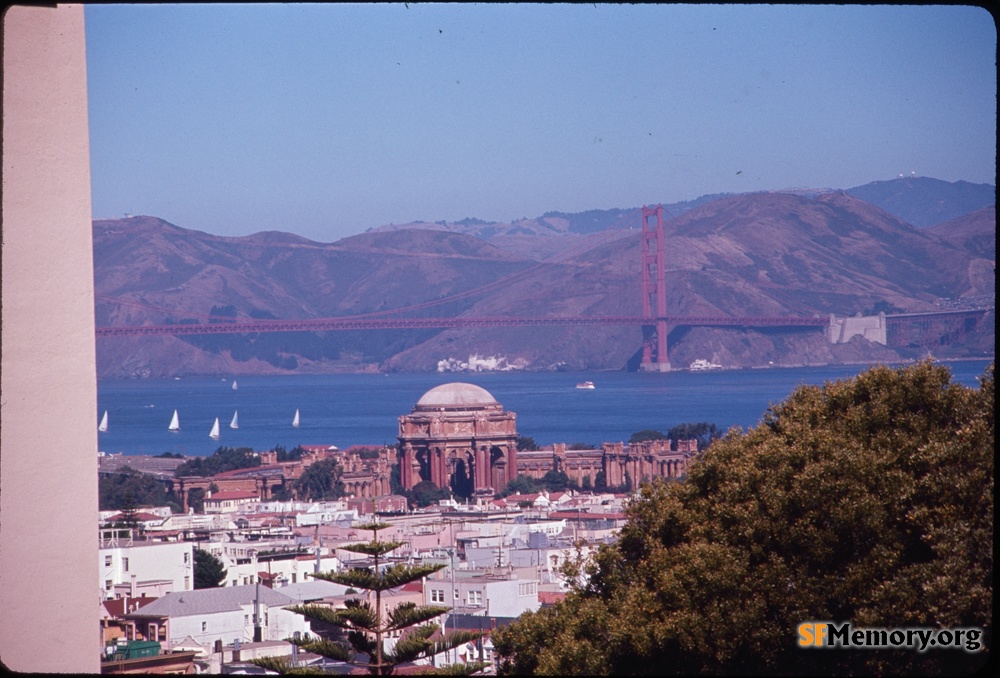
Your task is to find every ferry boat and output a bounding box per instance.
[575,381,596,389]
[689,359,723,371]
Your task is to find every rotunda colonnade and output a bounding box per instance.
[397,382,518,497]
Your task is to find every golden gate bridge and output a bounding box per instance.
[94,205,990,370]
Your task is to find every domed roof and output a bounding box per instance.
[415,382,498,409]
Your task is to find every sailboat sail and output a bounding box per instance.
[232,380,238,390]
[230,411,239,429]
[292,409,300,428]
[98,410,108,432]
[168,410,180,432]
[209,417,221,440]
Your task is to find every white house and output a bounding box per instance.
[123,585,312,650]
[424,570,540,619]
[98,531,194,601]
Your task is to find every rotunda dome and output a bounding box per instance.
[415,382,498,410]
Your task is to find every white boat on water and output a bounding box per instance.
[689,359,723,371]
[292,409,300,428]
[230,410,239,429]
[232,380,238,390]
[576,381,596,389]
[168,410,180,432]
[98,410,108,432]
[209,417,221,440]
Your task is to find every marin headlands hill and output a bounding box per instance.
[93,176,994,379]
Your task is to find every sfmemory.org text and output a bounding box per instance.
[798,622,982,652]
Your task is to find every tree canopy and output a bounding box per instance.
[494,361,993,675]
[174,446,261,477]
[193,548,228,589]
[99,466,179,512]
[293,458,344,501]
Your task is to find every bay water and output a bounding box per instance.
[96,360,992,457]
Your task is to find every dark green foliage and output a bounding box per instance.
[499,474,542,497]
[628,429,668,443]
[288,521,482,675]
[566,442,592,450]
[665,421,722,450]
[516,436,540,451]
[408,480,452,508]
[174,446,261,477]
[193,548,227,589]
[293,458,344,501]
[540,470,570,492]
[494,361,993,675]
[275,445,306,462]
[99,466,179,512]
[187,487,206,513]
[355,447,382,460]
[594,470,607,491]
[154,451,184,459]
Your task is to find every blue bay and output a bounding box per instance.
[96,360,993,458]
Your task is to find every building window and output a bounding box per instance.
[431,589,444,603]
[291,573,297,583]
[201,622,207,632]
[184,552,190,564]
[245,615,250,626]
[122,557,129,572]
[467,591,482,606]
[105,579,113,591]
[184,576,190,589]
[105,555,113,567]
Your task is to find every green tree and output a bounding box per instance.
[293,458,344,501]
[494,361,993,675]
[408,480,452,508]
[193,548,228,589]
[627,429,667,444]
[285,521,486,675]
[516,436,540,451]
[499,474,542,497]
[175,446,261,477]
[539,470,570,492]
[99,466,178,512]
[666,421,722,450]
[187,487,207,513]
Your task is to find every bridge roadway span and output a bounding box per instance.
[95,314,830,337]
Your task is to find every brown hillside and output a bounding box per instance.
[93,192,993,377]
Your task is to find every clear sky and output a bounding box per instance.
[85,3,996,243]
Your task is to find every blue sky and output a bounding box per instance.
[85,3,996,243]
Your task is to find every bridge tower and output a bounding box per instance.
[640,205,670,371]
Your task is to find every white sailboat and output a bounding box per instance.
[98,410,108,432]
[209,417,221,440]
[168,410,180,432]
[232,380,238,390]
[292,409,300,428]
[230,410,239,429]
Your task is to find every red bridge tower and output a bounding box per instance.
[640,205,670,371]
